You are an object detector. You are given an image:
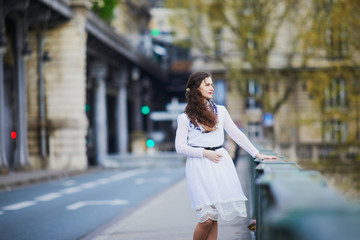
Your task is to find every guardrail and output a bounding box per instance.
[249,148,360,240]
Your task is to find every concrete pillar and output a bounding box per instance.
[0,1,8,171]
[129,67,146,154]
[13,14,30,170]
[0,45,8,172]
[113,69,128,154]
[0,2,7,171]
[44,2,89,170]
[132,80,142,131]
[91,62,108,164]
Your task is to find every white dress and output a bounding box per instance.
[175,105,259,223]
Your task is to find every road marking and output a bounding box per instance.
[1,169,148,215]
[108,169,148,181]
[94,178,111,185]
[61,186,82,194]
[66,202,86,210]
[36,193,62,202]
[79,182,98,189]
[66,199,129,210]
[134,177,170,185]
[3,201,37,210]
[62,180,77,186]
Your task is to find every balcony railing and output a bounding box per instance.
[249,146,360,240]
[277,143,360,162]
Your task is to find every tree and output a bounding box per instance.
[91,0,119,23]
[301,0,360,143]
[166,0,300,114]
[167,0,360,143]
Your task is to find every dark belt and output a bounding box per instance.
[192,145,223,151]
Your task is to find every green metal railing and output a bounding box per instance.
[249,147,360,240]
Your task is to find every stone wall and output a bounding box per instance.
[26,5,89,170]
[45,7,88,170]
[26,32,41,169]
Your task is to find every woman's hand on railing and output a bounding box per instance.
[255,153,279,161]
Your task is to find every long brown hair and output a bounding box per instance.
[184,72,217,131]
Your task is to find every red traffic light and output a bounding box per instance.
[11,131,16,139]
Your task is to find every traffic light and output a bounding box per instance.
[141,105,150,115]
[146,139,155,148]
[85,104,91,112]
[150,28,160,37]
[11,131,16,140]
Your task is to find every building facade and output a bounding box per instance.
[164,0,360,164]
[0,0,168,172]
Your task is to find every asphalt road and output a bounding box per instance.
[0,168,185,240]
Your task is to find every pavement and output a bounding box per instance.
[82,156,253,240]
[0,156,253,240]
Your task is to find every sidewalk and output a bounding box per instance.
[82,157,252,240]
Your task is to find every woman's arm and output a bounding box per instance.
[175,115,204,158]
[222,107,260,157]
[222,107,278,160]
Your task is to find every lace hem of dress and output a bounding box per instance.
[195,200,247,223]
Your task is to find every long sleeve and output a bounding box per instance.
[175,114,204,158]
[222,107,259,158]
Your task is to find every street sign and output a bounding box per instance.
[151,97,186,121]
[263,113,274,127]
[150,111,179,121]
[214,80,226,105]
[165,98,186,112]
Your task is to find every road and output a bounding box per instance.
[0,168,185,240]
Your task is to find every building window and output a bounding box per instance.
[248,122,262,140]
[323,0,349,60]
[214,28,222,58]
[325,26,349,60]
[246,79,261,109]
[324,77,346,108]
[323,119,347,143]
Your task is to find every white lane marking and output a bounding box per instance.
[61,187,82,194]
[62,180,76,186]
[66,199,129,210]
[35,193,62,202]
[94,178,111,185]
[108,169,148,181]
[66,202,86,210]
[3,201,37,210]
[79,182,98,189]
[1,169,148,215]
[134,177,170,185]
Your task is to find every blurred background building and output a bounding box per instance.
[0,0,184,173]
[161,0,360,198]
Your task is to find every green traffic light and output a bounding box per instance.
[141,105,150,115]
[85,104,91,112]
[146,139,155,148]
[151,28,160,36]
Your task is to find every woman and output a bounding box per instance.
[175,72,277,240]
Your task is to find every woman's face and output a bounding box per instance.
[198,77,214,99]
